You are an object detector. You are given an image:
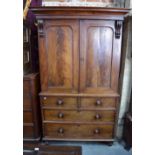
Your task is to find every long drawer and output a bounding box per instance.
[43,109,115,122]
[43,123,114,139]
[40,96,78,109]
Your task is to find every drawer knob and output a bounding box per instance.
[57,99,63,105]
[95,114,101,119]
[43,97,47,100]
[94,128,100,134]
[58,112,64,118]
[96,100,102,106]
[34,148,39,152]
[58,128,64,134]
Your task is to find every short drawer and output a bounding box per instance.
[23,126,34,138]
[23,111,33,123]
[44,123,114,139]
[80,97,116,109]
[40,96,77,109]
[43,110,115,122]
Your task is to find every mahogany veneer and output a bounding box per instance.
[31,7,129,141]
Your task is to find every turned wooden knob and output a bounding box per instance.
[94,128,100,134]
[57,99,63,105]
[95,114,101,119]
[58,112,64,118]
[43,97,47,100]
[34,147,39,152]
[96,100,102,106]
[58,128,64,134]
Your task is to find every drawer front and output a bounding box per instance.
[44,123,114,139]
[40,96,77,109]
[23,94,32,109]
[23,126,34,138]
[23,111,33,123]
[43,110,115,122]
[23,81,30,93]
[80,98,116,109]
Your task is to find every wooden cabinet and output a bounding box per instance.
[31,7,129,141]
[23,73,41,141]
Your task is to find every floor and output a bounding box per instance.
[47,141,132,155]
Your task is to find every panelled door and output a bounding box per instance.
[39,20,79,93]
[80,20,122,94]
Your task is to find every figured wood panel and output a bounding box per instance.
[86,27,113,88]
[39,20,79,93]
[80,20,122,94]
[46,26,72,88]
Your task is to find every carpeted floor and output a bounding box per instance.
[47,141,132,155]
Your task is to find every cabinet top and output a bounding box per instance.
[31,6,130,20]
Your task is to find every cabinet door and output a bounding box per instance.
[38,20,79,93]
[80,20,122,94]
